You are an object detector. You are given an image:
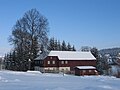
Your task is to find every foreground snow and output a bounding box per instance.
[0,70,120,90]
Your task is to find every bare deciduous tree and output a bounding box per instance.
[8,9,49,71]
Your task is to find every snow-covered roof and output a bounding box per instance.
[48,51,96,60]
[34,51,49,60]
[76,66,96,69]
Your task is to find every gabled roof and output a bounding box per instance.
[48,51,96,60]
[34,51,49,60]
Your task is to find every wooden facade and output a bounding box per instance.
[43,56,96,70]
[74,66,98,76]
[34,51,97,75]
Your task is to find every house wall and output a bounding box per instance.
[68,60,96,71]
[44,56,59,67]
[75,68,97,76]
[58,60,96,71]
[34,56,97,73]
[43,56,96,71]
[34,60,44,67]
[59,67,70,72]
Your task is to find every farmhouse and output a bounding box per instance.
[34,51,97,75]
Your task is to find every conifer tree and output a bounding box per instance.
[57,40,62,51]
[72,45,76,51]
[67,43,72,51]
[62,40,67,51]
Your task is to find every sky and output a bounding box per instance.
[0,0,120,56]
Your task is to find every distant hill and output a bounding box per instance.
[99,47,120,56]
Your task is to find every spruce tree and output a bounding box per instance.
[62,40,67,51]
[57,40,62,51]
[72,45,76,51]
[67,43,72,51]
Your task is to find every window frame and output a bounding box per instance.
[65,61,68,64]
[61,61,64,64]
[48,61,50,64]
[83,70,86,73]
[52,61,55,64]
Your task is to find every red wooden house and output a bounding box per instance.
[34,51,98,75]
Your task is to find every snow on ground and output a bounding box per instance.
[0,70,120,90]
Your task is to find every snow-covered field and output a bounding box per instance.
[0,70,120,90]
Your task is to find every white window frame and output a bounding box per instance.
[48,61,50,64]
[65,61,68,64]
[52,61,55,64]
[83,70,86,73]
[89,70,92,72]
[61,61,64,64]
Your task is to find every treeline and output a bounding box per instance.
[4,38,76,71]
[99,47,120,57]
[48,37,76,51]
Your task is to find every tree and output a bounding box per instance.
[49,37,55,50]
[54,39,58,50]
[90,47,99,58]
[81,46,91,52]
[57,40,62,51]
[48,38,76,51]
[67,43,72,51]
[90,47,103,74]
[72,45,76,51]
[8,9,49,71]
[62,40,67,51]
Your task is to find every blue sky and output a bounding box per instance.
[0,0,120,55]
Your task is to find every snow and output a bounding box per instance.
[48,51,96,60]
[76,66,96,69]
[110,66,120,76]
[0,70,120,90]
[27,70,42,74]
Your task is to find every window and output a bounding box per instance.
[35,61,37,64]
[83,70,86,73]
[50,57,52,59]
[89,70,92,72]
[48,61,50,64]
[41,61,43,64]
[40,61,43,64]
[66,68,68,71]
[65,61,68,64]
[61,61,64,64]
[36,61,39,64]
[52,61,55,64]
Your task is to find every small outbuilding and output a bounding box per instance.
[75,66,98,76]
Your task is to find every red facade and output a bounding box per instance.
[44,56,59,67]
[42,56,96,71]
[34,50,98,75]
[74,68,98,76]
